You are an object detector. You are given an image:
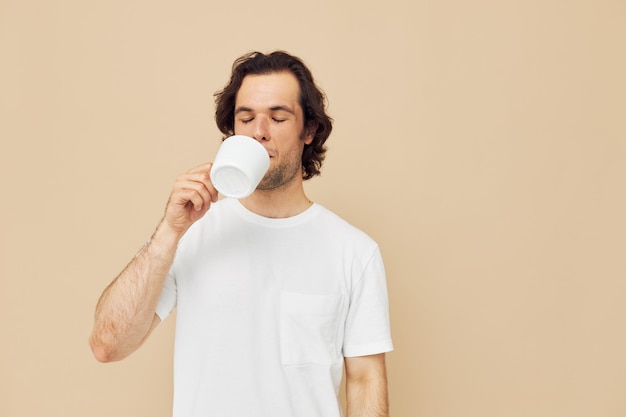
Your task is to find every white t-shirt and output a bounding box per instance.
[156,198,393,417]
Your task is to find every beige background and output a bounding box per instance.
[1,1,625,416]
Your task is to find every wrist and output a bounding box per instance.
[150,221,184,254]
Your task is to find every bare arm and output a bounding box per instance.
[89,163,217,362]
[345,353,389,417]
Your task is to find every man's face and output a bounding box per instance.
[233,71,314,191]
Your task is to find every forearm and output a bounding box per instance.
[89,222,180,362]
[346,377,389,417]
[345,354,389,417]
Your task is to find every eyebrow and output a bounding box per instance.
[234,105,296,115]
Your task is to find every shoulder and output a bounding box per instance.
[312,204,379,250]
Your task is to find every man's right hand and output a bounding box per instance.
[162,163,218,237]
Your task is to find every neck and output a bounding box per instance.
[240,181,312,219]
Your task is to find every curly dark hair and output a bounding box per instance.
[214,51,333,180]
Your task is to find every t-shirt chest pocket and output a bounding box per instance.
[280,291,347,366]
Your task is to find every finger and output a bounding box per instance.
[172,187,207,213]
[186,162,213,175]
[185,183,212,211]
[176,174,216,204]
[186,190,206,212]
[205,176,218,202]
[177,169,218,203]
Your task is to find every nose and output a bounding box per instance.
[251,116,270,142]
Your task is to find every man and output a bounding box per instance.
[90,51,393,417]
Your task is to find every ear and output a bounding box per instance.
[304,121,317,145]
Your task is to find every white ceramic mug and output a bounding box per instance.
[210,135,270,198]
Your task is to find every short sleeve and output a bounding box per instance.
[342,247,393,357]
[155,266,177,321]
